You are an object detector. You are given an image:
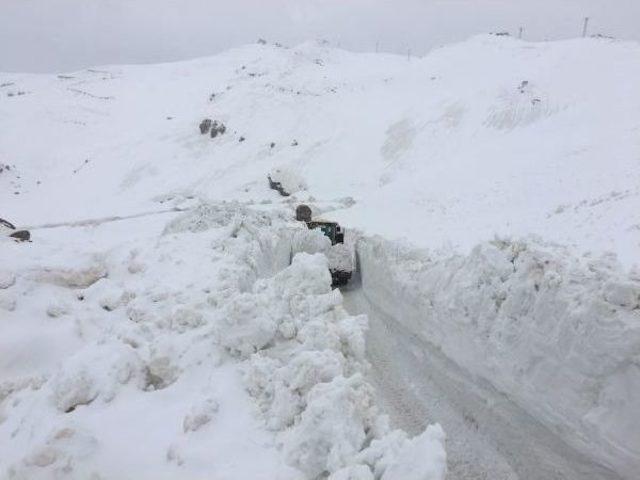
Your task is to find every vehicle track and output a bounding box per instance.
[341,279,622,480]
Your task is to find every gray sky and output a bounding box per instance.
[1,0,639,73]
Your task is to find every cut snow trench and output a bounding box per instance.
[163,204,449,479]
[341,235,638,480]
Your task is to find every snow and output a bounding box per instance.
[1,34,639,479]
[2,36,638,265]
[269,165,308,196]
[0,203,446,479]
[356,235,640,478]
[0,206,299,479]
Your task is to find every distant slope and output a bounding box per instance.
[1,35,638,266]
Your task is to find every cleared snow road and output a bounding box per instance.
[341,279,623,480]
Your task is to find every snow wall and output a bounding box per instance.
[356,236,640,479]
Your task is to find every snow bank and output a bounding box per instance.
[0,202,446,479]
[213,243,446,479]
[357,235,640,478]
[0,204,307,479]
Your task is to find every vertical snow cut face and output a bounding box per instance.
[357,235,640,479]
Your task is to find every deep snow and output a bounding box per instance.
[1,35,639,479]
[0,204,447,479]
[348,235,640,479]
[2,35,638,267]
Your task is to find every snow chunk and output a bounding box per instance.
[144,353,180,390]
[381,425,447,480]
[183,398,219,433]
[291,227,332,256]
[218,292,278,357]
[99,288,135,312]
[269,165,307,195]
[49,342,143,412]
[329,465,374,480]
[602,280,640,309]
[170,306,205,332]
[46,302,70,318]
[0,270,15,289]
[284,375,377,478]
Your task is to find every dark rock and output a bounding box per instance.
[295,205,312,222]
[518,80,529,93]
[210,121,226,138]
[9,230,30,242]
[270,142,276,149]
[239,136,245,142]
[268,176,289,197]
[199,118,213,135]
[0,218,16,230]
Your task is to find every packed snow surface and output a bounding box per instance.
[1,34,639,479]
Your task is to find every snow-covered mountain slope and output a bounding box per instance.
[1,35,639,480]
[1,35,639,266]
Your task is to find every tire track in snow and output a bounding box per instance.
[23,207,188,231]
[341,280,623,480]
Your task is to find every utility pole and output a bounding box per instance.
[518,27,523,39]
[582,17,590,37]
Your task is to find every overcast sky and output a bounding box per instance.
[2,0,639,73]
